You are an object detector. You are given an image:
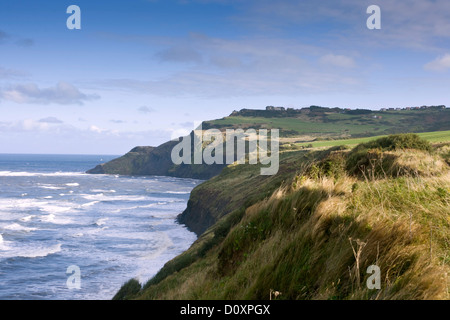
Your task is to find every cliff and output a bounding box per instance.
[114,134,450,300]
[87,108,450,179]
[86,134,227,180]
[176,148,317,235]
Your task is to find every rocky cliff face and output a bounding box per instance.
[176,149,308,236]
[176,183,232,235]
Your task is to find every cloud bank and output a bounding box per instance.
[0,82,100,105]
[424,54,450,72]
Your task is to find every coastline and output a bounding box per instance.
[0,155,201,300]
[111,134,450,300]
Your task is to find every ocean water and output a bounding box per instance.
[0,154,201,300]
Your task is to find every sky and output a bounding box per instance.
[0,0,449,155]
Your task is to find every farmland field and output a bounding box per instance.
[292,130,450,148]
[206,108,450,139]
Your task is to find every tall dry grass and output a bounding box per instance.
[135,139,450,300]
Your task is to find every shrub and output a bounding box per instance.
[308,152,346,179]
[351,134,433,154]
[113,278,141,300]
[346,134,435,178]
[143,252,196,289]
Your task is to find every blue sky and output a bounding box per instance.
[1,0,450,154]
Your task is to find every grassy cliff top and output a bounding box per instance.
[114,134,450,300]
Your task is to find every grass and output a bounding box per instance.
[292,130,450,149]
[136,173,449,300]
[117,134,450,300]
[112,278,141,300]
[207,108,450,139]
[209,115,388,136]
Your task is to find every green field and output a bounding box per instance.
[209,115,389,136]
[206,108,450,139]
[293,130,450,148]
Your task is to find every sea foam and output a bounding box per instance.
[0,243,62,258]
[0,171,84,177]
[4,223,37,232]
[66,183,80,187]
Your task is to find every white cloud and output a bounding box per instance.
[0,29,35,47]
[16,119,50,132]
[170,128,191,140]
[0,81,100,105]
[0,118,177,154]
[0,66,27,79]
[228,0,450,51]
[210,56,243,69]
[319,54,356,68]
[155,46,203,63]
[38,117,63,124]
[424,54,450,72]
[95,35,366,98]
[89,125,105,134]
[0,30,8,41]
[15,38,34,47]
[137,106,155,113]
[110,119,126,124]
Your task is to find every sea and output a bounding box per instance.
[0,154,201,300]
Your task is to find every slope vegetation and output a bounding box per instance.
[115,134,450,300]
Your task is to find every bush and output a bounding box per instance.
[143,252,196,289]
[346,149,397,178]
[346,134,434,178]
[308,152,346,179]
[351,134,433,153]
[113,278,141,300]
[436,144,450,165]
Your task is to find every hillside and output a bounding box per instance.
[114,134,450,300]
[86,133,227,180]
[206,106,450,141]
[87,107,449,180]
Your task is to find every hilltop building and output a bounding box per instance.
[266,106,286,111]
